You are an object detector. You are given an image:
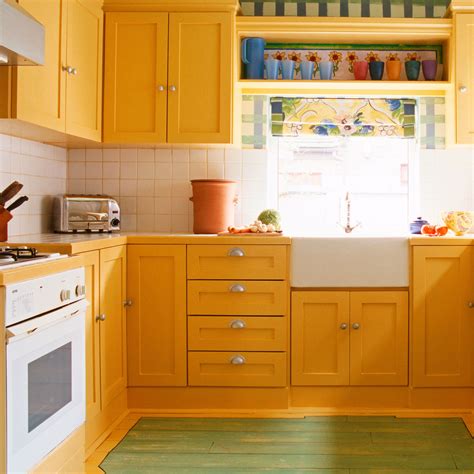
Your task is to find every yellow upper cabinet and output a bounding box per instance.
[167,12,232,143]
[412,246,474,387]
[104,11,232,144]
[455,13,474,144]
[13,0,67,131]
[104,12,168,143]
[65,0,104,141]
[0,0,103,141]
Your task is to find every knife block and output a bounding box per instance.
[0,210,12,242]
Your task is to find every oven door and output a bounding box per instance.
[6,299,87,473]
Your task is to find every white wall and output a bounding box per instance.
[0,134,67,236]
[67,147,268,232]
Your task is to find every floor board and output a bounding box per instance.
[99,416,474,473]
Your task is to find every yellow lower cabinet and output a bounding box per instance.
[188,316,286,351]
[188,352,287,387]
[412,246,474,387]
[82,250,101,423]
[99,245,127,407]
[187,280,287,315]
[350,292,408,386]
[127,245,187,386]
[291,290,408,386]
[292,291,350,386]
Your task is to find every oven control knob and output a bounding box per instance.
[60,289,71,302]
[75,284,86,297]
[111,218,120,227]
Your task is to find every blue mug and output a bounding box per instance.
[300,61,315,80]
[265,58,280,80]
[319,61,333,80]
[281,59,296,80]
[241,37,266,79]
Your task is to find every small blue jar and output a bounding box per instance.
[410,217,429,234]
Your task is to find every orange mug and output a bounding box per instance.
[386,59,401,80]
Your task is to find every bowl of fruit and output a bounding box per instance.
[441,211,474,236]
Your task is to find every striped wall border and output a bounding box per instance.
[240,0,451,18]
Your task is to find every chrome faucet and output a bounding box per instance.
[339,192,361,234]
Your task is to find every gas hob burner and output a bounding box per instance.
[0,255,16,266]
[0,246,38,260]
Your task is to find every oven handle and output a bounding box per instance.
[6,299,88,344]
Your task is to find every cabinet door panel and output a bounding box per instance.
[291,291,350,386]
[66,0,103,141]
[127,245,187,386]
[99,246,127,407]
[104,12,168,143]
[456,13,474,144]
[168,12,232,143]
[82,251,101,421]
[413,246,473,387]
[350,291,408,386]
[16,0,66,131]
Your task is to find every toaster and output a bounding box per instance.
[53,195,121,232]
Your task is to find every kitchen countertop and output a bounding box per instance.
[4,232,474,254]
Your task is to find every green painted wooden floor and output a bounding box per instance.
[100,416,474,473]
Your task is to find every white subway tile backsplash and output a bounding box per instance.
[120,161,138,179]
[225,148,242,164]
[120,179,138,196]
[103,179,120,196]
[103,162,120,179]
[155,162,172,179]
[155,197,172,214]
[225,163,242,181]
[171,196,189,215]
[155,180,172,197]
[68,179,86,194]
[68,161,86,179]
[103,149,120,162]
[137,179,155,197]
[207,162,224,179]
[69,148,86,162]
[137,162,155,179]
[207,148,225,163]
[172,148,189,163]
[119,196,137,214]
[155,214,171,232]
[190,149,207,163]
[137,196,155,214]
[120,148,138,162]
[86,162,103,179]
[137,214,155,232]
[172,162,189,180]
[86,149,102,162]
[85,179,103,194]
[138,149,154,162]
[171,214,189,233]
[155,148,172,163]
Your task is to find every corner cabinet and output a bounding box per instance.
[0,0,103,141]
[104,11,232,144]
[292,290,408,386]
[412,246,474,387]
[455,13,474,144]
[126,245,187,386]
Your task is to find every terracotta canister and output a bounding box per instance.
[190,179,237,234]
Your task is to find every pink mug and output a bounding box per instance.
[353,61,368,80]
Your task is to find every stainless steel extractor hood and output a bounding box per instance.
[0,0,44,65]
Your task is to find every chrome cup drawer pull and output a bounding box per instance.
[229,284,246,293]
[228,247,245,257]
[230,355,246,365]
[230,319,246,329]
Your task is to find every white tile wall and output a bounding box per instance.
[67,147,268,232]
[0,133,67,236]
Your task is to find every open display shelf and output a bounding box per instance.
[235,16,454,97]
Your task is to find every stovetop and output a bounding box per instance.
[0,246,67,269]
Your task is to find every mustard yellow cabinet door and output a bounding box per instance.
[82,250,101,422]
[455,13,474,144]
[413,246,473,387]
[104,12,168,143]
[99,245,127,407]
[291,291,350,386]
[168,12,232,144]
[16,0,67,131]
[65,0,103,141]
[127,245,187,386]
[349,291,408,386]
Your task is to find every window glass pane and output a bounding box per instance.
[28,342,72,432]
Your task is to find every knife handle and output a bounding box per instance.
[7,196,29,212]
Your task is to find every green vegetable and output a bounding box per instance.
[257,209,281,231]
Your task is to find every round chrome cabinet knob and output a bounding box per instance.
[459,86,468,94]
[340,323,348,330]
[96,314,106,322]
[352,323,360,330]
[60,289,71,301]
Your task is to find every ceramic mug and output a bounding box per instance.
[422,60,437,80]
[386,60,401,80]
[319,61,334,80]
[281,59,296,80]
[265,58,280,80]
[300,60,315,80]
[241,37,266,79]
[369,61,384,80]
[353,61,368,80]
[405,60,421,80]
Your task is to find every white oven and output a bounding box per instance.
[4,268,87,473]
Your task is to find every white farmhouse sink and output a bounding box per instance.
[291,236,409,287]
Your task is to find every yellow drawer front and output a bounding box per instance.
[187,280,287,315]
[187,245,287,280]
[188,316,287,351]
[188,352,287,387]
